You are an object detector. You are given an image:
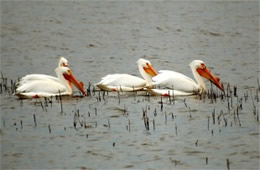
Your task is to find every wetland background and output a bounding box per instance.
[1,0,259,169]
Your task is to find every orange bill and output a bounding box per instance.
[143,64,158,77]
[63,72,87,96]
[197,67,224,91]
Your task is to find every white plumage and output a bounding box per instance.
[15,58,87,98]
[152,70,200,92]
[95,58,157,92]
[149,60,224,96]
[96,74,147,91]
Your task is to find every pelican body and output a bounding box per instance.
[149,60,224,96]
[15,58,87,98]
[95,58,157,92]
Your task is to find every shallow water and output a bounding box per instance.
[1,1,259,169]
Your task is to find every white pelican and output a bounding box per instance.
[18,57,68,84]
[148,60,224,96]
[15,66,87,98]
[95,58,158,92]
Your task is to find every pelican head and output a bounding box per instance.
[57,67,87,96]
[190,60,224,92]
[137,58,158,86]
[58,57,68,67]
[137,58,157,77]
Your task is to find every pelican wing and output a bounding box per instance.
[18,74,59,84]
[152,70,199,92]
[96,74,146,91]
[16,79,67,95]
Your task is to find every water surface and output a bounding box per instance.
[1,1,259,169]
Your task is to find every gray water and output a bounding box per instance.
[1,1,259,169]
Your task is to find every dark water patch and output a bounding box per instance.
[123,164,134,168]
[249,132,259,136]
[200,29,223,37]
[11,153,23,158]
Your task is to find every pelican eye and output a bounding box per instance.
[62,63,68,67]
[200,63,206,69]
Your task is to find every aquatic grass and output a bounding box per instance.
[33,114,37,127]
[1,72,8,91]
[195,140,198,147]
[87,82,92,96]
[92,85,96,96]
[97,91,101,102]
[207,116,210,131]
[142,108,149,131]
[236,106,241,127]
[222,110,227,127]
[226,158,230,170]
[43,97,52,108]
[128,119,131,132]
[257,109,259,122]
[153,108,157,117]
[188,107,192,119]
[168,90,172,104]
[144,91,150,102]
[20,120,23,129]
[102,90,106,102]
[175,124,178,136]
[73,109,79,129]
[212,109,215,125]
[39,100,45,112]
[227,97,230,112]
[226,83,231,98]
[257,78,260,91]
[239,97,243,110]
[107,118,110,129]
[58,90,63,114]
[123,105,128,116]
[183,98,187,108]
[10,79,16,94]
[48,124,51,134]
[153,119,155,131]
[160,96,163,112]
[3,119,6,128]
[234,85,237,97]
[244,90,249,102]
[0,82,2,94]
[171,113,175,121]
[117,91,120,104]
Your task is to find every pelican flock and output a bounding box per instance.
[15,57,224,98]
[15,57,87,98]
[95,58,158,92]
